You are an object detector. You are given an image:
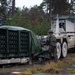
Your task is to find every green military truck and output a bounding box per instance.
[0,25,42,64]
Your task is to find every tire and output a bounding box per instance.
[62,42,68,58]
[56,42,61,59]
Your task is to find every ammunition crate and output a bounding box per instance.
[0,29,29,59]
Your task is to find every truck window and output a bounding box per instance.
[59,23,66,31]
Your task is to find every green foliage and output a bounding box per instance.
[7,15,50,35]
[27,19,50,35]
[41,0,72,15]
[7,6,50,35]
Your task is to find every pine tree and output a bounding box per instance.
[41,0,72,16]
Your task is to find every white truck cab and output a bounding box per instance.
[51,15,75,59]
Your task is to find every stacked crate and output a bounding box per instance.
[20,31,29,57]
[8,30,18,58]
[0,29,30,59]
[0,29,7,58]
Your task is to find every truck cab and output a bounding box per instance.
[51,15,75,59]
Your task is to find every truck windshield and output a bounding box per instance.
[59,23,66,31]
[59,19,66,32]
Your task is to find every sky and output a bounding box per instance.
[15,0,43,9]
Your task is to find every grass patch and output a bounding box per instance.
[19,71,32,75]
[22,62,63,74]
[69,54,75,58]
[68,70,75,74]
[67,61,75,68]
[42,62,61,73]
[16,62,62,75]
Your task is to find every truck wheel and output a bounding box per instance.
[56,42,61,59]
[62,42,68,58]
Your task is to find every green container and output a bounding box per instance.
[0,26,42,59]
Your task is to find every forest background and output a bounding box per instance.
[0,0,73,35]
